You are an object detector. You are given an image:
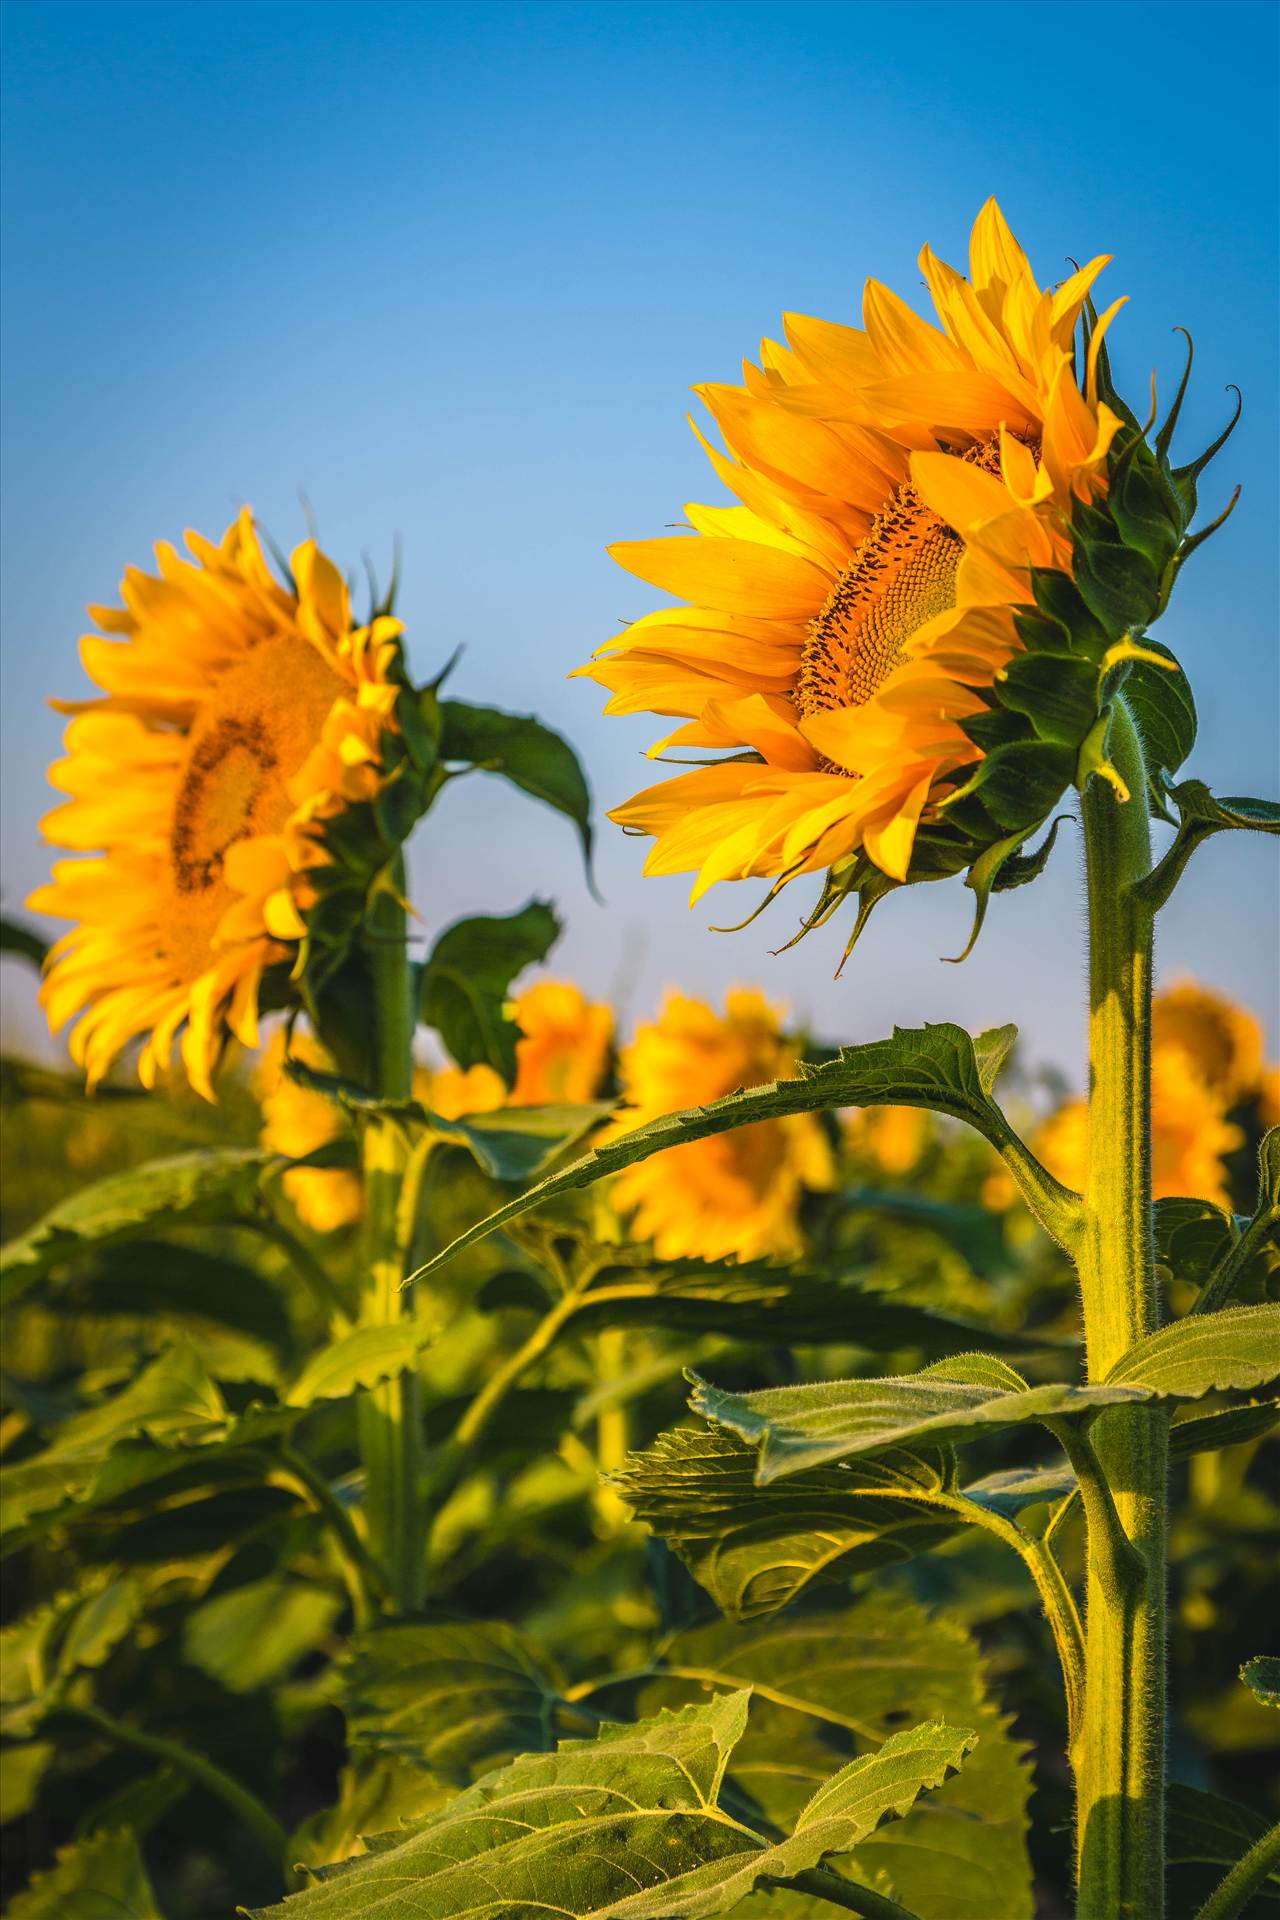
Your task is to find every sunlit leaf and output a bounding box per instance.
[183,1577,342,1693]
[1106,1305,1280,1396]
[246,1691,973,1919]
[5,1828,161,1920]
[688,1356,1144,1482]
[412,1022,1044,1279]
[1242,1657,1280,1710]
[286,1322,437,1408]
[632,1597,1033,1920]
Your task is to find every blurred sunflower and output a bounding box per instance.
[608,988,834,1261]
[256,1027,363,1234]
[30,512,403,1098]
[845,1104,930,1177]
[1152,979,1266,1108]
[1037,1047,1244,1209]
[510,981,613,1105]
[578,198,1122,898]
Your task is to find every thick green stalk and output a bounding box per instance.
[1074,700,1168,1919]
[356,873,425,1612]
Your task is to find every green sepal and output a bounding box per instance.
[997,651,1100,747]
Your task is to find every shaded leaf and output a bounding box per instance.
[613,1425,962,1619]
[0,1149,276,1304]
[342,1620,562,1783]
[1242,1658,1280,1710]
[247,1691,973,1919]
[1170,1400,1280,1459]
[418,900,561,1079]
[423,1100,612,1184]
[1123,643,1196,781]
[438,700,593,872]
[1155,1197,1240,1291]
[0,913,49,969]
[0,1741,55,1823]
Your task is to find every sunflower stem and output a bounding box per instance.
[356,865,425,1613]
[1073,698,1167,1920]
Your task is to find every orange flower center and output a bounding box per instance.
[159,632,346,979]
[798,438,1004,718]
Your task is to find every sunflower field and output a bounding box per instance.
[2,148,1278,1920]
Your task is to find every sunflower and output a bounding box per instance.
[29,512,403,1098]
[1151,979,1266,1108]
[845,1104,930,1177]
[577,199,1123,904]
[1037,1048,1244,1209]
[413,1059,508,1121]
[256,1027,363,1234]
[608,988,834,1261]
[510,981,613,1105]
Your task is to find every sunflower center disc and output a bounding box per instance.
[797,437,1005,718]
[167,633,346,903]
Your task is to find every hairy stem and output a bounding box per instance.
[1074,699,1168,1920]
[273,1443,390,1626]
[959,1498,1086,1745]
[356,872,425,1613]
[1192,1821,1280,1920]
[67,1703,286,1863]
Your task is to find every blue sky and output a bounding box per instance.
[2,0,1276,1077]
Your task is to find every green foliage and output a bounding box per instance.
[417,899,561,1079]
[437,698,594,872]
[5,1829,161,1920]
[244,1692,974,1919]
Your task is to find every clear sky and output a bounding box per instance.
[2,0,1276,1080]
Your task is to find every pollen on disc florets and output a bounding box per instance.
[798,438,1006,719]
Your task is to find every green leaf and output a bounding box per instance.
[0,912,49,968]
[0,1346,299,1542]
[418,900,561,1078]
[1105,1305,1280,1396]
[423,1101,612,1184]
[411,1022,1039,1279]
[285,1321,437,1408]
[183,1576,342,1693]
[960,1460,1078,1518]
[570,1251,1059,1357]
[341,1620,562,1783]
[245,1692,974,1919]
[636,1598,1033,1920]
[996,651,1099,747]
[1242,1657,1280,1710]
[688,1358,1145,1482]
[1168,779,1280,835]
[1122,641,1196,781]
[613,1425,963,1619]
[1155,1198,1240,1290]
[44,1241,294,1357]
[0,1741,55,1823]
[1170,1400,1280,1458]
[1166,1783,1279,1895]
[0,1149,276,1304]
[438,699,594,874]
[5,1829,161,1920]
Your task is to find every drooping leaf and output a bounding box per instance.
[1122,642,1197,781]
[570,1251,1060,1357]
[0,1149,277,1304]
[183,1576,342,1693]
[0,1568,153,1738]
[341,1620,562,1783]
[633,1597,1034,1920]
[43,1240,294,1357]
[1105,1305,1280,1396]
[422,1100,612,1183]
[1242,1657,1280,1710]
[438,699,594,873]
[612,1425,963,1618]
[246,1692,974,1920]
[688,1357,1145,1482]
[0,1740,55,1823]
[5,1828,161,1920]
[960,1460,1078,1518]
[286,1321,437,1408]
[418,900,561,1078]
[1170,1400,1280,1459]
[411,1022,1041,1279]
